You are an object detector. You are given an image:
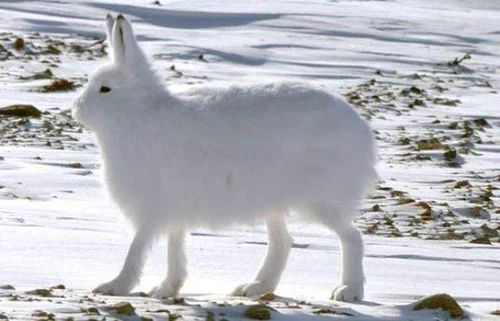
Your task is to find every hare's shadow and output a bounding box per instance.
[105,293,418,321]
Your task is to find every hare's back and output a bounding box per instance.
[171,83,376,207]
[188,82,374,159]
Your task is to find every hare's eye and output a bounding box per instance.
[99,86,111,93]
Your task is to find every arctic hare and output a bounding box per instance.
[72,14,377,302]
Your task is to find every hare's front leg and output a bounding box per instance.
[232,215,293,297]
[150,231,187,299]
[94,227,155,295]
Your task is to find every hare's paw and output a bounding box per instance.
[231,281,275,297]
[93,278,133,296]
[149,280,182,299]
[331,284,363,302]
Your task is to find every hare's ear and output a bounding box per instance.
[105,14,115,47]
[111,14,146,68]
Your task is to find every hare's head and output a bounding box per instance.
[73,14,161,130]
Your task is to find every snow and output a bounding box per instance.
[0,0,499,320]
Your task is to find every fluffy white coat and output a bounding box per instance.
[72,14,378,302]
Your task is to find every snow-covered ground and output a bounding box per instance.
[0,0,499,320]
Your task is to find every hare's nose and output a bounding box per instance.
[71,95,84,117]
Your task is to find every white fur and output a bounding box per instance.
[73,15,378,302]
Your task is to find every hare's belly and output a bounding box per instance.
[102,140,307,225]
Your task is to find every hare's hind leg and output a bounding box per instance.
[232,214,293,297]
[312,203,364,302]
[150,231,187,299]
[94,226,156,295]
